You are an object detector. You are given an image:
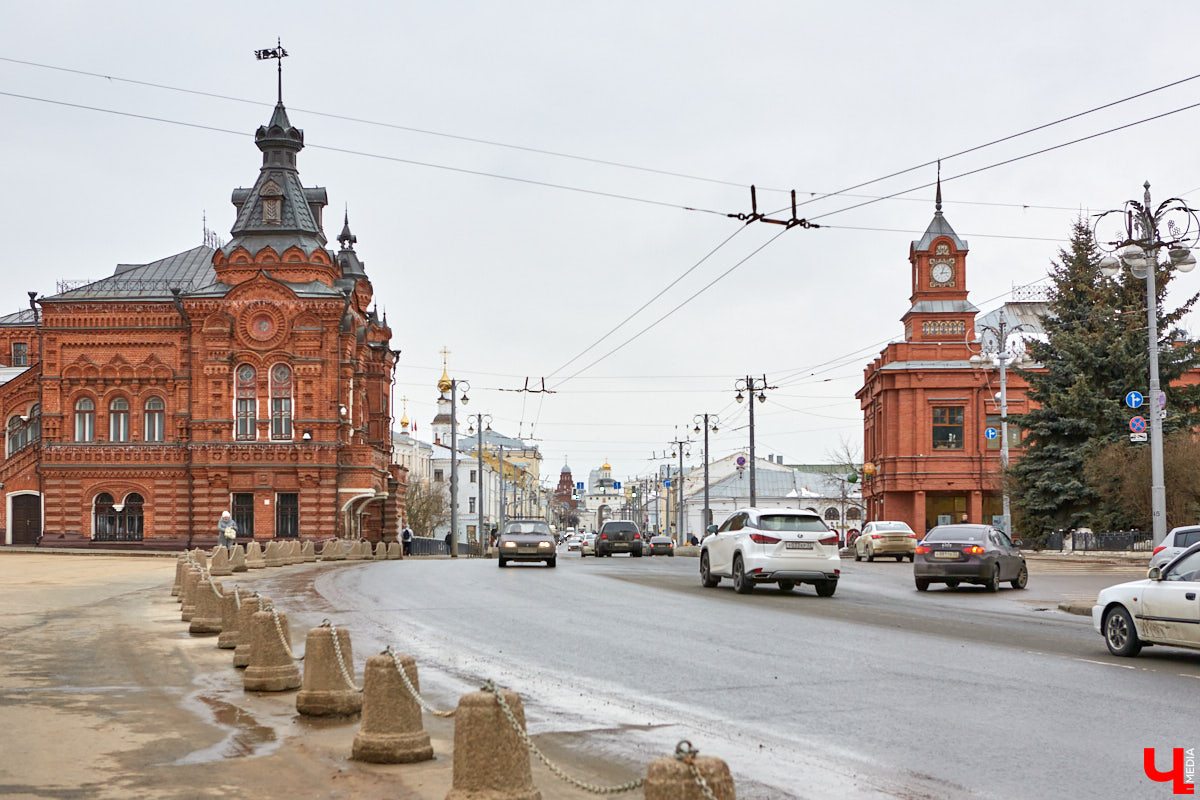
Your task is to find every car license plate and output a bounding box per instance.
[933,551,959,559]
[785,541,814,550]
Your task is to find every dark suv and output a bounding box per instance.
[596,520,643,557]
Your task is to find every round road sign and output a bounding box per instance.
[1130,416,1147,433]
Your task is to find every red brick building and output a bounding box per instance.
[857,188,1035,533]
[0,100,403,547]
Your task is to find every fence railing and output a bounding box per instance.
[1040,529,1152,552]
[408,537,486,557]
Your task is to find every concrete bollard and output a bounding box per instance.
[644,745,736,800]
[245,540,266,569]
[217,588,241,649]
[171,555,188,597]
[292,539,304,564]
[233,594,269,668]
[346,540,363,561]
[374,541,388,560]
[243,607,301,692]
[210,546,233,577]
[189,578,224,635]
[387,541,402,560]
[445,688,541,800]
[296,624,362,716]
[301,540,316,562]
[230,543,247,572]
[282,540,297,565]
[191,548,209,573]
[352,651,433,763]
[180,566,202,621]
[264,540,284,568]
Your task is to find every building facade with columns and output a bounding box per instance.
[0,97,403,546]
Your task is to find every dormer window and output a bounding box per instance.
[261,180,283,224]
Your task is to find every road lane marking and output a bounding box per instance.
[1073,657,1136,670]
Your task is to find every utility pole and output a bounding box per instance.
[468,413,492,552]
[693,413,720,534]
[448,376,470,558]
[735,375,775,506]
[666,432,693,545]
[497,443,505,540]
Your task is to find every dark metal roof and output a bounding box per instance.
[0,308,37,327]
[43,246,217,301]
[913,211,968,251]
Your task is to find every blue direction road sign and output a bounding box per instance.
[575,481,585,491]
[984,427,999,440]
[664,479,672,487]
[1130,416,1147,433]
[613,481,622,489]
[1125,391,1144,409]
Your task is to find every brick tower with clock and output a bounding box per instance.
[901,180,979,344]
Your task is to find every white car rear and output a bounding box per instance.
[1149,524,1200,569]
[700,508,840,596]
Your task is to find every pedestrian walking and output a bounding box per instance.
[444,530,453,554]
[217,510,234,549]
[402,525,413,556]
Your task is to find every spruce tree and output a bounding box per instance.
[1011,215,1200,539]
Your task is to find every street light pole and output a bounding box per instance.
[448,378,470,558]
[693,413,719,533]
[468,413,492,552]
[666,434,692,545]
[735,375,775,506]
[970,319,1028,535]
[1097,183,1198,546]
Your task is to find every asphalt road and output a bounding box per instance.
[305,550,1199,800]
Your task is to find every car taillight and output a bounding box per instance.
[749,533,780,544]
[963,545,986,555]
[1152,545,1166,555]
[818,534,839,546]
[870,534,882,540]
[907,533,918,538]
[915,545,931,554]
[601,533,608,539]
[668,542,674,547]
[634,534,641,539]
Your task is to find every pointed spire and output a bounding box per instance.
[935,160,943,214]
[338,207,357,250]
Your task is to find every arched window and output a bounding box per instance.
[7,415,26,457]
[144,397,165,442]
[27,403,40,445]
[93,492,116,539]
[235,365,257,440]
[109,397,130,442]
[846,507,862,521]
[119,493,145,540]
[270,363,292,440]
[74,398,94,442]
[824,507,840,521]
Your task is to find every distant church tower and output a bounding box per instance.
[900,176,979,343]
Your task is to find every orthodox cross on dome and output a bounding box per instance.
[254,38,289,104]
[437,346,452,393]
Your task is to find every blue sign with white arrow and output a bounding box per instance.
[1126,391,1144,409]
[576,481,585,491]
[984,427,998,440]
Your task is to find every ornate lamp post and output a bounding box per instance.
[446,377,470,558]
[1095,182,1198,545]
[969,319,1031,535]
[466,413,492,550]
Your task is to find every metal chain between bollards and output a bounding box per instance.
[385,645,456,717]
[674,741,719,800]
[233,586,241,610]
[268,605,303,661]
[321,621,362,692]
[207,577,225,600]
[482,680,645,795]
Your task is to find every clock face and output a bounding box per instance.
[930,262,954,285]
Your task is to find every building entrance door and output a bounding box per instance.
[925,494,968,532]
[12,495,41,544]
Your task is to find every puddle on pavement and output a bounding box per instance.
[172,694,278,764]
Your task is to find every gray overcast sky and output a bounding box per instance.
[5,2,1200,485]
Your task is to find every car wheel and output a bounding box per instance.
[915,578,930,592]
[985,564,1000,592]
[700,551,720,588]
[498,557,507,568]
[547,558,556,568]
[1104,605,1143,657]
[907,554,915,562]
[778,580,795,592]
[854,549,861,562]
[945,580,959,589]
[669,552,674,557]
[1011,564,1028,590]
[866,548,875,562]
[895,555,904,562]
[732,556,753,594]
[814,580,837,597]
[633,551,642,558]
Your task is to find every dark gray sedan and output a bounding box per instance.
[498,519,557,568]
[913,524,1027,592]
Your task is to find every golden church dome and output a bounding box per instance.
[437,366,452,393]
[602,461,611,471]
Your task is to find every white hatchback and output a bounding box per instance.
[1092,542,1200,657]
[700,508,841,596]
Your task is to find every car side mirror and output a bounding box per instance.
[706,524,718,534]
[1012,539,1024,548]
[1148,566,1163,581]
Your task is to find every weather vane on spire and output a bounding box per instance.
[255,38,289,104]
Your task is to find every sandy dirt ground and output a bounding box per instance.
[0,552,656,800]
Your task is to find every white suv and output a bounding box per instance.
[700,508,841,596]
[1149,525,1200,570]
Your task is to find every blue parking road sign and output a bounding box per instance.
[984,427,998,440]
[1130,416,1147,433]
[1125,391,1144,409]
[576,481,585,491]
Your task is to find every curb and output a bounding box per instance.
[1058,602,1094,617]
